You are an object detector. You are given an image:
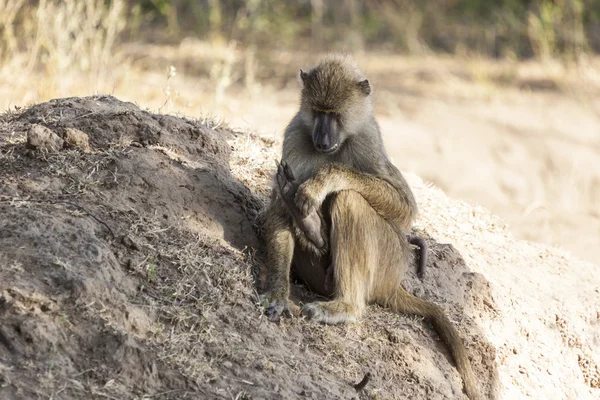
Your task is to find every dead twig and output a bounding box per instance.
[353,372,372,391]
[0,197,116,237]
[0,327,18,354]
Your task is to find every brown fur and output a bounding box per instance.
[260,54,480,400]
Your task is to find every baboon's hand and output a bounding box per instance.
[258,294,292,322]
[295,180,322,217]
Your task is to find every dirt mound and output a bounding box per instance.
[0,96,597,399]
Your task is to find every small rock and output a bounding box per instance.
[223,361,233,369]
[64,127,91,152]
[386,328,399,343]
[121,235,141,251]
[26,124,64,152]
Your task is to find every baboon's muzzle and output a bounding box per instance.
[312,112,339,154]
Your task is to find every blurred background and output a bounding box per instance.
[1,0,599,264]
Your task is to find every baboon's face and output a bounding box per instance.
[300,67,372,155]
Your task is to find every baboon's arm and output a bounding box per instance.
[296,163,417,230]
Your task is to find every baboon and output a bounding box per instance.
[274,159,426,291]
[260,54,480,399]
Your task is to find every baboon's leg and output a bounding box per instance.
[261,206,295,321]
[302,190,403,324]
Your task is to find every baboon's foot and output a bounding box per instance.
[258,294,292,322]
[302,300,357,324]
[276,160,325,249]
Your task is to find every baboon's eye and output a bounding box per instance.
[325,112,341,124]
[312,110,325,119]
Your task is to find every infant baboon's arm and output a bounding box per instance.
[275,161,335,291]
[275,160,327,250]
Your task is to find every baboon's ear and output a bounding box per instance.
[357,79,371,96]
[300,69,308,84]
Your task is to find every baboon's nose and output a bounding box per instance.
[315,139,330,151]
[315,140,339,154]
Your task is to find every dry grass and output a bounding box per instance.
[121,213,258,382]
[0,117,264,394]
[228,129,279,201]
[0,0,125,106]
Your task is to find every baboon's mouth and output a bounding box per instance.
[318,143,340,154]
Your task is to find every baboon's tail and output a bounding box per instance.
[407,235,427,278]
[385,290,480,400]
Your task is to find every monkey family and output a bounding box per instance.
[260,54,480,400]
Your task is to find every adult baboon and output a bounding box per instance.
[273,159,426,292]
[260,54,479,399]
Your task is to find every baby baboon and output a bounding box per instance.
[261,54,479,399]
[274,160,334,292]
